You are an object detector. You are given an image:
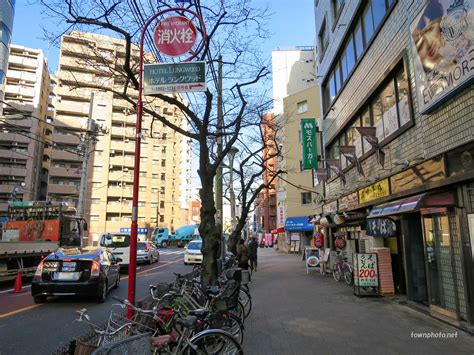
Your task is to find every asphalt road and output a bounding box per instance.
[0,247,191,355]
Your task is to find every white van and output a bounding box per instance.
[99,233,130,268]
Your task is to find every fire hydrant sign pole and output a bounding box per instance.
[128,8,206,320]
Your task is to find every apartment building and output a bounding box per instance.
[0,0,15,117]
[50,31,191,243]
[0,45,53,216]
[315,0,473,328]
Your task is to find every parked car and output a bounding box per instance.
[184,239,203,265]
[31,246,121,304]
[137,241,160,264]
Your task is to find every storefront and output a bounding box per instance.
[362,148,474,327]
[284,216,314,254]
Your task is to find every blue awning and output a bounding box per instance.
[284,216,314,232]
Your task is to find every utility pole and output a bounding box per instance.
[77,93,97,240]
[216,55,224,272]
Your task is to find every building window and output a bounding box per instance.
[152,173,159,179]
[301,192,312,205]
[297,101,308,114]
[150,202,158,208]
[139,171,146,177]
[90,215,99,221]
[326,62,412,171]
[161,173,166,180]
[318,19,329,57]
[139,186,146,192]
[91,198,100,205]
[159,215,165,223]
[160,201,165,208]
[322,0,393,114]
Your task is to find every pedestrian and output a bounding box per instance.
[236,237,249,270]
[248,236,258,273]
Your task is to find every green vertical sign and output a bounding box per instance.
[301,119,318,169]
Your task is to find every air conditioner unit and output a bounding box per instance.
[123,168,129,172]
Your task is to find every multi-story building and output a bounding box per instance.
[0,45,53,216]
[315,0,473,328]
[0,0,15,118]
[50,31,191,244]
[256,47,320,248]
[277,85,322,253]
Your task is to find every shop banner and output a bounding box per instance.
[410,0,474,114]
[358,179,390,204]
[300,119,318,169]
[304,247,320,274]
[353,253,379,293]
[366,218,397,238]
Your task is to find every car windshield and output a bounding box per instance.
[187,242,202,250]
[137,242,147,250]
[102,234,130,248]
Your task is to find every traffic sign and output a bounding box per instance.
[143,62,206,94]
[153,15,197,57]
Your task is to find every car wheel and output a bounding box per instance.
[97,282,107,303]
[33,295,46,304]
[161,241,168,248]
[184,261,188,265]
[113,274,120,289]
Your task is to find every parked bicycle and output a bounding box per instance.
[332,256,353,286]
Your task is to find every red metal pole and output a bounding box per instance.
[126,7,206,320]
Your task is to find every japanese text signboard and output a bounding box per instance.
[153,15,197,56]
[358,179,390,204]
[353,253,379,295]
[300,119,318,169]
[143,62,206,94]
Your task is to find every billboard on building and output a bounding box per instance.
[300,119,318,169]
[410,0,473,114]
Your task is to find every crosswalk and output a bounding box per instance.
[158,250,185,255]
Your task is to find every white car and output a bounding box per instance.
[184,240,203,265]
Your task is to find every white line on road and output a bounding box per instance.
[0,284,31,294]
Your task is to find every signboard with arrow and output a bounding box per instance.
[143,61,206,94]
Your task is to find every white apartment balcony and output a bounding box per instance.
[55,85,92,100]
[8,55,39,69]
[53,118,87,130]
[110,141,135,153]
[55,100,90,115]
[107,187,133,198]
[7,70,37,82]
[109,156,135,168]
[111,126,135,137]
[4,85,35,98]
[108,171,133,182]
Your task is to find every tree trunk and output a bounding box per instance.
[198,169,219,285]
[228,206,249,256]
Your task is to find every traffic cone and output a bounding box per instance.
[11,270,25,293]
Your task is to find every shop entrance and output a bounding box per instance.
[421,210,459,315]
[402,214,428,305]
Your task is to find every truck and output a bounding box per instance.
[151,224,199,248]
[0,201,87,281]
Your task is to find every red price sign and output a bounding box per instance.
[153,15,197,56]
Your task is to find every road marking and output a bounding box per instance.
[0,285,32,294]
[159,251,185,255]
[0,304,42,319]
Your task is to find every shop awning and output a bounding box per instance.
[284,216,314,232]
[270,227,285,234]
[368,192,455,218]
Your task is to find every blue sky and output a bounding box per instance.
[11,0,316,72]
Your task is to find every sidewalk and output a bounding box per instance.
[243,248,474,355]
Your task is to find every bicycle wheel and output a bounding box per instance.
[229,300,245,323]
[332,267,341,282]
[238,288,252,318]
[343,264,353,286]
[184,328,243,355]
[206,313,243,345]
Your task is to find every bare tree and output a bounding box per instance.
[40,0,272,284]
[224,114,283,255]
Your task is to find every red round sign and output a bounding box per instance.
[153,15,197,57]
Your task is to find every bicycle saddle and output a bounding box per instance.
[189,309,208,318]
[176,315,198,328]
